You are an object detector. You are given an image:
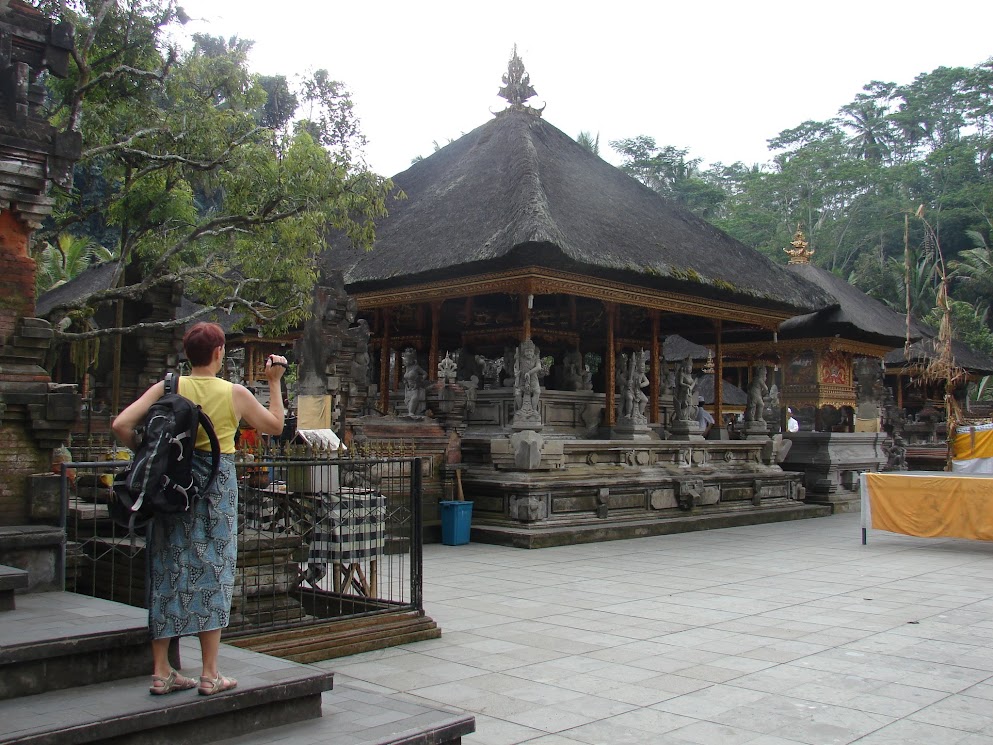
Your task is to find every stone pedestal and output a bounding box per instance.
[781,432,887,513]
[743,421,770,440]
[668,419,705,441]
[608,416,658,441]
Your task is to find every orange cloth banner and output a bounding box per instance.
[952,426,993,460]
[863,472,993,541]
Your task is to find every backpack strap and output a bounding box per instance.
[164,371,223,493]
[199,410,223,491]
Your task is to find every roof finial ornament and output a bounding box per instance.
[496,45,545,117]
[785,224,815,265]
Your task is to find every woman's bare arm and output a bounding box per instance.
[111,381,166,450]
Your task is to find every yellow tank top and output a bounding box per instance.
[178,376,238,454]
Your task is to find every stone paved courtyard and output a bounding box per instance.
[320,510,993,744]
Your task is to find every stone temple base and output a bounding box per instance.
[459,436,818,548]
[470,503,831,549]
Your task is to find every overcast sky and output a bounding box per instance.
[175,1,992,178]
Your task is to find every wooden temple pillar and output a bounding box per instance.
[649,311,660,424]
[714,319,724,431]
[428,301,441,381]
[378,308,391,413]
[392,349,401,394]
[604,302,616,427]
[520,292,532,341]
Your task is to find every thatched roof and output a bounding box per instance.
[780,263,922,347]
[663,334,710,362]
[35,260,121,318]
[884,336,993,376]
[695,373,747,407]
[324,108,832,316]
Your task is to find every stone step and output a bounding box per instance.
[212,684,474,745]
[0,592,155,700]
[229,610,442,663]
[472,502,833,548]
[0,639,333,745]
[0,564,29,611]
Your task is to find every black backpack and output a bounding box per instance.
[111,373,222,535]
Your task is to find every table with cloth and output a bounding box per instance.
[860,470,993,543]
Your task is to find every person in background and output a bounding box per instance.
[112,322,286,697]
[695,395,715,435]
[787,407,800,432]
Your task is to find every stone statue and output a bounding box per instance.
[562,349,585,391]
[438,351,458,384]
[349,325,371,387]
[628,350,649,423]
[674,356,696,421]
[746,365,769,424]
[513,339,544,426]
[402,348,427,417]
[502,346,517,387]
[616,352,632,418]
[884,434,908,471]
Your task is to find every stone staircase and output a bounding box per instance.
[0,568,473,745]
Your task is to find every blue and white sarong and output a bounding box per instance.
[146,452,237,639]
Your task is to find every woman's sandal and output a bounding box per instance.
[198,672,238,696]
[150,669,198,695]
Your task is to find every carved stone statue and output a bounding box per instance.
[349,325,371,387]
[562,349,585,391]
[438,351,458,384]
[402,348,427,417]
[884,434,908,471]
[627,350,649,424]
[746,365,769,424]
[616,352,632,418]
[674,356,696,422]
[763,382,780,425]
[512,339,544,427]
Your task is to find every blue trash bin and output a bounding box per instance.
[440,500,473,545]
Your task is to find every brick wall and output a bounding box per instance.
[0,409,48,525]
[0,211,35,343]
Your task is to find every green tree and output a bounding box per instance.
[37,1,395,342]
[576,131,600,156]
[34,233,116,294]
[610,137,726,218]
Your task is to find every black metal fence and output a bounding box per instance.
[62,452,423,637]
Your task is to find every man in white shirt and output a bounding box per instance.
[787,407,799,432]
[695,396,715,434]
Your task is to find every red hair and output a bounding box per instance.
[183,322,225,367]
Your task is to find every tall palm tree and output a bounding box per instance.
[576,131,600,156]
[949,230,993,302]
[35,233,116,294]
[839,100,893,162]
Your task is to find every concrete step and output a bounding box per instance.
[0,564,29,611]
[0,592,157,700]
[0,640,333,745]
[212,684,475,745]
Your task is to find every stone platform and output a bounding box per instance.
[0,591,473,745]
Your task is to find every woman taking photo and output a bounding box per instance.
[112,322,286,696]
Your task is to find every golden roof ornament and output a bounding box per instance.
[497,45,545,117]
[785,225,815,265]
[702,349,715,374]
